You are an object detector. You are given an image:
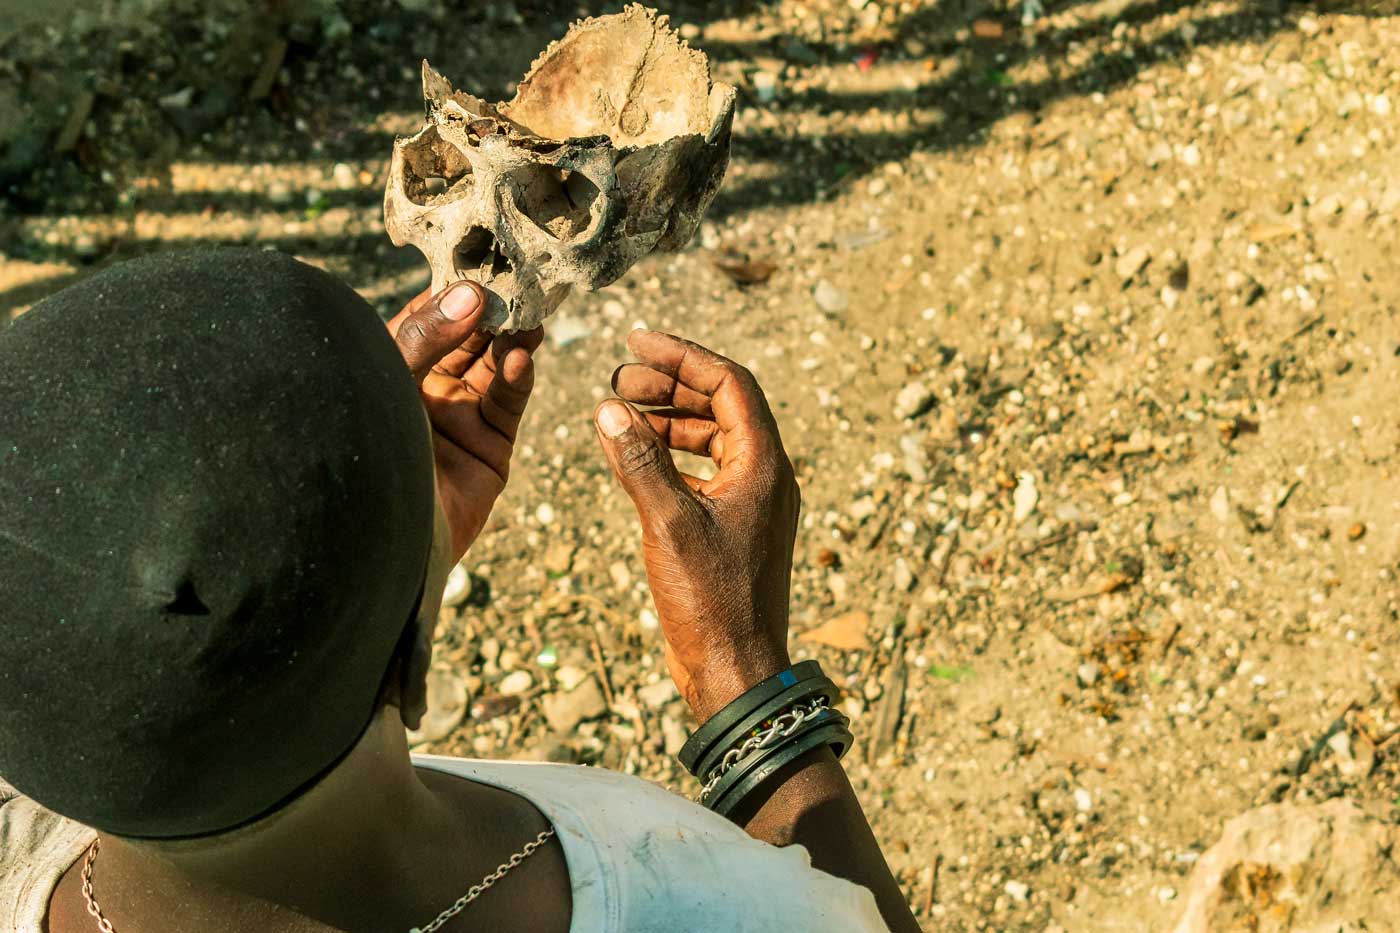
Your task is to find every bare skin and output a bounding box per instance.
[45,284,916,932]
[596,330,921,933]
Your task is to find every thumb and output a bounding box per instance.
[392,280,486,384]
[594,400,692,519]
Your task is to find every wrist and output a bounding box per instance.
[685,643,793,723]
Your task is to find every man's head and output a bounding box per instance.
[0,247,436,837]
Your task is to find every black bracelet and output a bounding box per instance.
[693,677,840,784]
[709,720,855,820]
[701,704,848,809]
[678,660,825,775]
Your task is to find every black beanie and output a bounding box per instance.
[0,247,435,837]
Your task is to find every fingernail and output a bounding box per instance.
[596,401,633,438]
[440,282,481,321]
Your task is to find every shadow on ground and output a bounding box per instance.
[0,0,1389,315]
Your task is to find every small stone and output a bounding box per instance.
[639,607,660,631]
[1210,486,1231,524]
[542,675,608,733]
[893,558,915,592]
[1074,788,1093,812]
[894,381,937,420]
[331,162,358,190]
[813,279,849,313]
[1348,522,1367,540]
[535,503,556,525]
[862,679,883,702]
[637,679,678,709]
[550,313,593,348]
[678,22,701,40]
[608,560,633,591]
[555,665,589,691]
[1372,94,1392,117]
[543,540,575,575]
[406,666,470,744]
[1115,247,1151,281]
[661,715,688,756]
[498,670,534,696]
[752,70,779,104]
[441,562,472,606]
[1012,472,1038,524]
[1004,880,1030,903]
[1077,662,1100,686]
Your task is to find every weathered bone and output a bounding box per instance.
[384,4,736,332]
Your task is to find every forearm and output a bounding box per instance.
[731,746,920,933]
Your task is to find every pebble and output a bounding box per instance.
[1004,880,1030,903]
[813,279,849,313]
[550,314,593,348]
[893,558,915,592]
[542,675,608,733]
[331,162,358,190]
[608,560,633,591]
[1012,472,1038,524]
[1116,247,1151,281]
[1209,486,1231,524]
[1074,788,1093,812]
[535,503,556,525]
[1078,662,1101,686]
[752,71,779,104]
[543,540,575,575]
[661,715,689,756]
[441,563,472,607]
[637,679,678,709]
[498,670,534,696]
[405,667,469,745]
[893,381,936,420]
[555,665,589,691]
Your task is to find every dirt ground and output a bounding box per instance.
[3,1,1398,929]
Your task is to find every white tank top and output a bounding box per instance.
[2,757,888,932]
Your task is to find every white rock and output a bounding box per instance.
[637,679,679,708]
[1209,486,1231,524]
[1116,247,1151,281]
[542,675,607,733]
[893,558,915,592]
[441,562,472,607]
[554,664,589,691]
[813,279,849,313]
[1074,788,1093,812]
[1012,472,1038,524]
[752,71,779,104]
[535,503,556,525]
[894,381,936,420]
[1004,880,1030,903]
[498,670,534,696]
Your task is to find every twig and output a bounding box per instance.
[922,853,941,915]
[590,624,616,710]
[1159,621,1181,661]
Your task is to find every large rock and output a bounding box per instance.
[1174,800,1400,933]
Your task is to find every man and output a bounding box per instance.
[0,248,919,932]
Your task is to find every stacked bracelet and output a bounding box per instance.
[679,661,853,820]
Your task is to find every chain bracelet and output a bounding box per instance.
[698,697,830,803]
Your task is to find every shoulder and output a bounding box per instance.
[1,779,96,933]
[414,757,888,932]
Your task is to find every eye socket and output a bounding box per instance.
[509,165,600,239]
[401,127,472,206]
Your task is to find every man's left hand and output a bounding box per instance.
[389,281,542,563]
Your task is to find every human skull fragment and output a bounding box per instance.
[384,5,736,332]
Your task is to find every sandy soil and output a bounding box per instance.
[3,1,1398,929]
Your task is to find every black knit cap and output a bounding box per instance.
[0,247,435,837]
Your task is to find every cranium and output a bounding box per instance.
[384,4,736,332]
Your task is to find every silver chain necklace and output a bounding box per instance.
[80,827,557,933]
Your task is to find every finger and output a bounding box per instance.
[392,281,487,385]
[434,331,494,381]
[625,330,778,437]
[462,327,545,398]
[480,347,535,441]
[613,364,714,415]
[425,397,513,481]
[593,400,696,520]
[642,410,725,461]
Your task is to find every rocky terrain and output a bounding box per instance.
[3,1,1398,929]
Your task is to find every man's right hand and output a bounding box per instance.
[592,330,799,723]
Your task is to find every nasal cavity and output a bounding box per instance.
[165,580,210,617]
[455,227,513,279]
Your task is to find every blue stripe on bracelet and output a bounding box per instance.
[778,670,797,688]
